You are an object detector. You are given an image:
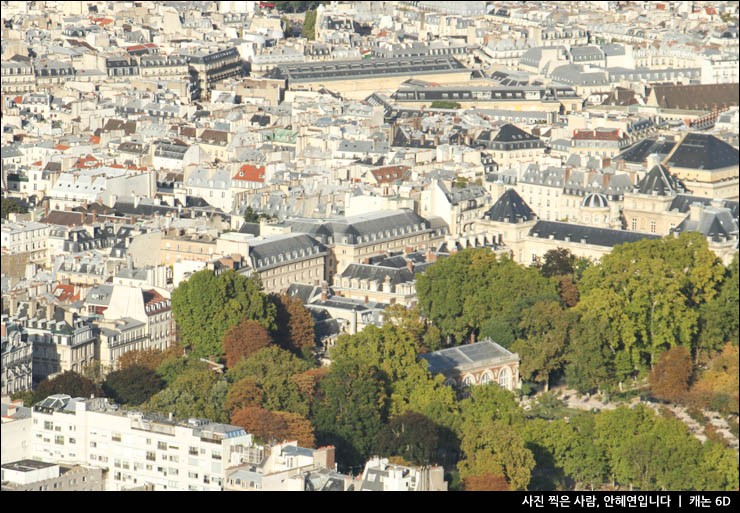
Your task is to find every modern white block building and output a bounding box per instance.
[29,395,254,491]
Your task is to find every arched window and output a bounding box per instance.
[462,375,475,387]
[480,371,493,385]
[498,367,510,390]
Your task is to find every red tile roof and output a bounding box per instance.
[73,155,101,169]
[55,144,71,151]
[53,284,80,303]
[370,165,411,184]
[234,164,265,182]
[572,129,626,141]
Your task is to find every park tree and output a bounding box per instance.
[649,346,693,403]
[231,406,315,447]
[224,376,263,414]
[565,314,619,394]
[688,343,739,414]
[117,345,181,371]
[593,405,655,486]
[578,232,725,371]
[289,367,328,409]
[524,416,607,491]
[699,440,740,490]
[459,383,525,428]
[171,270,276,358]
[697,254,739,358]
[382,304,442,353]
[33,371,102,403]
[463,474,510,491]
[227,346,312,415]
[557,276,580,307]
[376,412,447,466]
[273,411,316,447]
[611,414,703,490]
[302,9,317,39]
[417,249,557,345]
[539,248,576,278]
[145,367,229,423]
[223,319,273,368]
[311,358,388,470]
[512,301,572,391]
[102,365,164,405]
[397,371,459,430]
[155,355,210,385]
[231,406,287,444]
[458,420,535,491]
[271,294,316,358]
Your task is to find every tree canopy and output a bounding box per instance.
[223,319,273,368]
[145,366,228,423]
[33,371,102,404]
[271,293,316,358]
[576,232,725,375]
[102,365,164,405]
[227,346,313,415]
[1,196,27,219]
[171,270,276,358]
[416,249,558,345]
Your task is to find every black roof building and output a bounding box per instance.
[636,165,687,196]
[484,189,537,223]
[246,234,327,272]
[528,221,661,247]
[666,133,739,170]
[265,56,468,84]
[674,207,739,243]
[669,195,739,218]
[285,210,438,246]
[488,124,545,152]
[616,137,676,165]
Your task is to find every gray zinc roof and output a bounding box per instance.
[420,339,517,375]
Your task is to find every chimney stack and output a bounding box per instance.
[314,446,336,470]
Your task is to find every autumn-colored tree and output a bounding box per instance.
[463,474,510,491]
[274,411,316,447]
[557,276,580,307]
[649,346,693,403]
[688,344,739,414]
[271,294,316,358]
[231,406,315,447]
[33,371,103,404]
[171,270,276,358]
[223,319,273,368]
[227,346,313,415]
[457,420,535,491]
[224,376,263,413]
[117,345,181,371]
[232,406,287,444]
[290,367,328,406]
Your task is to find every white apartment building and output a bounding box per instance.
[1,221,50,266]
[700,54,740,84]
[29,395,253,491]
